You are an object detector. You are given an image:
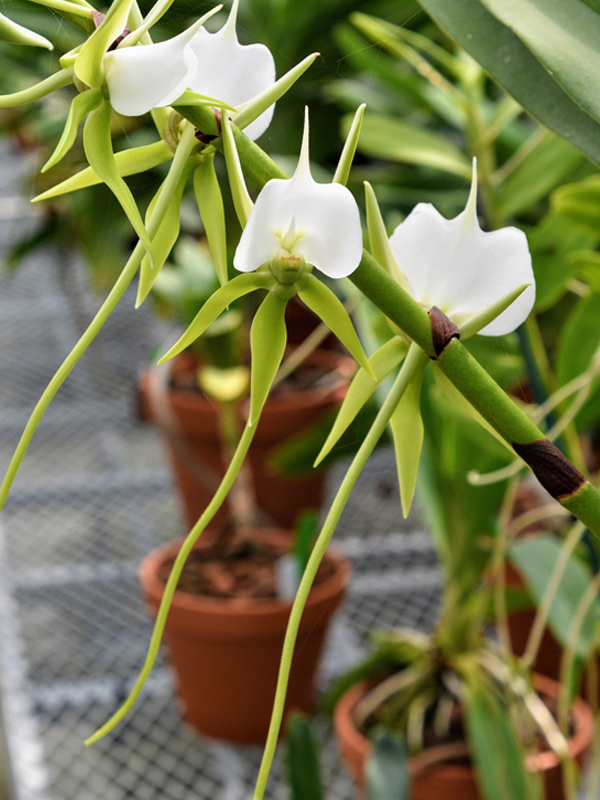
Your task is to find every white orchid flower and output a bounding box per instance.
[188,0,275,140]
[234,108,363,279]
[388,160,535,336]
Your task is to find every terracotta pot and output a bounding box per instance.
[334,675,593,800]
[138,350,353,529]
[139,529,351,743]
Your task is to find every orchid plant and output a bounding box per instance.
[1,0,600,798]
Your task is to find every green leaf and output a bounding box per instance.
[0,11,52,48]
[552,175,600,238]
[333,103,365,187]
[194,153,228,287]
[33,140,173,201]
[496,130,584,220]
[480,0,600,124]
[366,731,410,800]
[249,289,289,426]
[297,274,374,377]
[83,99,155,267]
[315,337,406,466]
[42,88,103,173]
[418,0,600,168]
[346,113,471,177]
[285,714,324,800]
[567,250,600,293]
[75,0,133,88]
[158,272,274,363]
[0,68,74,108]
[510,533,600,659]
[389,359,426,518]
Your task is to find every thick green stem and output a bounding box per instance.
[253,344,427,800]
[0,125,198,512]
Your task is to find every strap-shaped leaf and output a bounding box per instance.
[75,0,133,88]
[249,288,289,426]
[136,164,193,305]
[83,99,155,267]
[366,731,410,800]
[0,68,73,108]
[333,103,365,186]
[42,88,103,173]
[221,111,253,229]
[34,140,173,201]
[0,11,53,48]
[158,272,275,363]
[389,357,426,517]
[233,52,318,132]
[285,714,324,800]
[315,336,406,466]
[194,153,228,287]
[297,274,374,377]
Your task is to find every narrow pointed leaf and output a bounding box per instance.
[221,111,253,228]
[286,714,324,800]
[171,89,236,112]
[159,272,274,362]
[315,337,406,466]
[42,89,103,173]
[75,0,134,88]
[0,12,53,48]
[367,731,410,800]
[249,289,289,426]
[389,359,426,517]
[333,103,365,186]
[34,140,173,201]
[297,274,374,377]
[83,99,155,266]
[0,68,73,108]
[233,52,319,132]
[194,153,228,286]
[136,164,193,305]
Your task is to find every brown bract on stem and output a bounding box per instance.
[428,306,460,358]
[512,439,587,501]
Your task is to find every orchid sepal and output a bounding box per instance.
[0,69,73,108]
[171,90,237,113]
[157,272,276,364]
[455,283,531,340]
[42,88,103,173]
[248,289,290,427]
[221,111,253,229]
[297,274,375,378]
[365,181,413,297]
[194,152,229,287]
[314,336,407,467]
[121,0,221,47]
[75,0,134,89]
[333,103,365,186]
[0,11,53,48]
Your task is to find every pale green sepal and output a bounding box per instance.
[364,181,413,296]
[297,274,375,378]
[432,366,513,453]
[194,153,228,287]
[456,283,531,340]
[0,68,73,108]
[33,140,173,201]
[22,0,93,19]
[221,111,253,229]
[389,358,427,518]
[171,90,237,113]
[42,89,103,173]
[233,52,319,132]
[333,103,365,186]
[0,12,53,48]
[158,272,275,363]
[83,99,155,267]
[249,289,289,427]
[315,336,407,466]
[60,43,83,68]
[136,164,193,306]
[75,0,134,88]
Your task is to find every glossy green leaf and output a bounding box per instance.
[315,337,406,466]
[83,99,155,267]
[221,111,253,229]
[297,274,374,377]
[34,140,173,202]
[42,89,103,173]
[419,0,600,168]
[346,113,471,177]
[389,359,426,517]
[285,714,324,800]
[0,11,52,48]
[158,273,274,363]
[0,68,73,108]
[552,175,600,237]
[567,250,600,293]
[510,534,600,659]
[75,0,133,88]
[194,153,228,287]
[366,731,410,800]
[136,164,193,305]
[249,289,289,426]
[480,0,600,124]
[333,103,365,187]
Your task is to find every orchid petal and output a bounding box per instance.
[42,88,103,173]
[189,0,275,140]
[104,19,204,116]
[388,159,535,336]
[0,12,53,48]
[75,0,133,89]
[221,111,253,229]
[365,181,412,296]
[333,103,365,186]
[194,153,229,287]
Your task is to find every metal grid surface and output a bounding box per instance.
[0,140,442,800]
